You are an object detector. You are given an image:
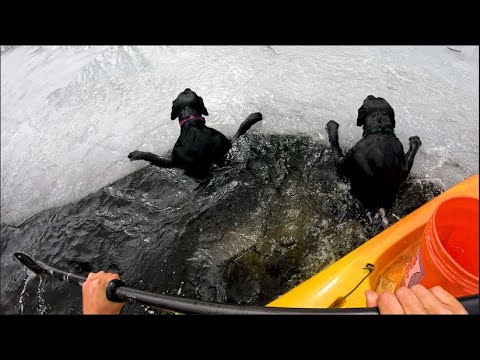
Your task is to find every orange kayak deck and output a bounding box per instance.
[267,174,479,309]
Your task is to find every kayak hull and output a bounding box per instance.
[268,174,479,309]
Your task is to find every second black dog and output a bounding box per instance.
[326,95,422,211]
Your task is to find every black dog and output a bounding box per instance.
[326,95,422,211]
[128,88,263,176]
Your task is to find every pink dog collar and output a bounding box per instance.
[179,114,206,127]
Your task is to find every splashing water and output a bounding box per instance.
[19,271,37,314]
[141,305,155,315]
[36,277,49,314]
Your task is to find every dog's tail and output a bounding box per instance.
[231,112,263,141]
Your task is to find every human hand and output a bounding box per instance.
[82,271,126,315]
[365,284,468,315]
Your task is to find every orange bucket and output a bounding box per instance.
[403,196,479,297]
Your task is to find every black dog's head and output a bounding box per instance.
[356,95,395,128]
[171,88,209,120]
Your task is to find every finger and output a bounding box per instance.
[394,287,427,314]
[84,272,97,284]
[104,273,121,281]
[89,271,105,279]
[86,272,97,279]
[410,284,454,314]
[376,291,406,314]
[365,290,379,308]
[429,286,468,314]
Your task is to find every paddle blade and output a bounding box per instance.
[12,252,47,275]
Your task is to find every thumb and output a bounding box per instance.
[365,290,379,308]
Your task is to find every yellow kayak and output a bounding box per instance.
[267,174,479,309]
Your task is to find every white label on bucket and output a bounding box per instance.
[403,249,425,288]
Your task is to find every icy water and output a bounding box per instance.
[1,46,478,314]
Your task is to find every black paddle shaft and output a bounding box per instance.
[13,252,376,314]
[12,252,480,315]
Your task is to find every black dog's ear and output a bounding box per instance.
[171,101,180,120]
[390,109,396,128]
[198,96,209,116]
[357,105,366,127]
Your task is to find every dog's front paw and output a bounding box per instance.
[247,112,263,122]
[326,120,339,132]
[128,150,144,161]
[409,136,422,147]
